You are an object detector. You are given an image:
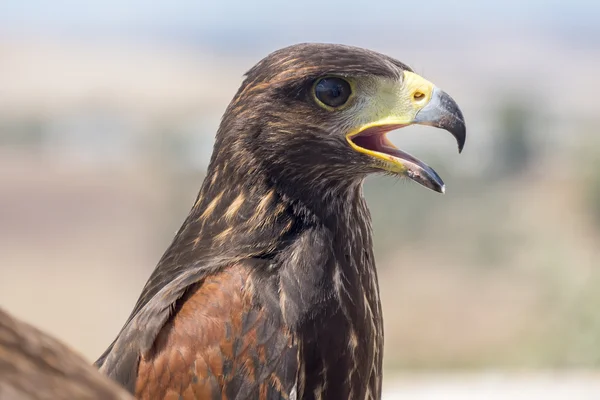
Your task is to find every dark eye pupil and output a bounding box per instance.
[315,77,351,108]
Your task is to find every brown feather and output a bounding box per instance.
[0,307,132,400]
[136,265,298,400]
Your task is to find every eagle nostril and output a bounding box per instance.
[413,91,426,104]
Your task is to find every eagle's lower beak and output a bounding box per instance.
[347,71,466,193]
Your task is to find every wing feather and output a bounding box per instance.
[129,265,298,400]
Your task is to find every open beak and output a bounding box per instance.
[346,71,466,193]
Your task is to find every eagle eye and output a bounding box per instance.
[313,77,352,109]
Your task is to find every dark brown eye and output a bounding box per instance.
[314,77,352,108]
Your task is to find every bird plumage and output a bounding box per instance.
[0,307,132,400]
[96,43,465,399]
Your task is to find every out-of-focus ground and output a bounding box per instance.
[1,1,600,397]
[383,372,600,399]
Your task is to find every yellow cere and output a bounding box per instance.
[345,71,437,171]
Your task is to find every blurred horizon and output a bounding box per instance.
[1,1,600,398]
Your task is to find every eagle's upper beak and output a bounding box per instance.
[346,71,466,193]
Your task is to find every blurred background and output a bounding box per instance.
[1,0,600,398]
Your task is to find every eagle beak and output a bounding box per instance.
[346,71,466,193]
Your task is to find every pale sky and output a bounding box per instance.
[0,0,597,34]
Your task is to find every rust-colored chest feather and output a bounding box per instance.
[135,266,298,400]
